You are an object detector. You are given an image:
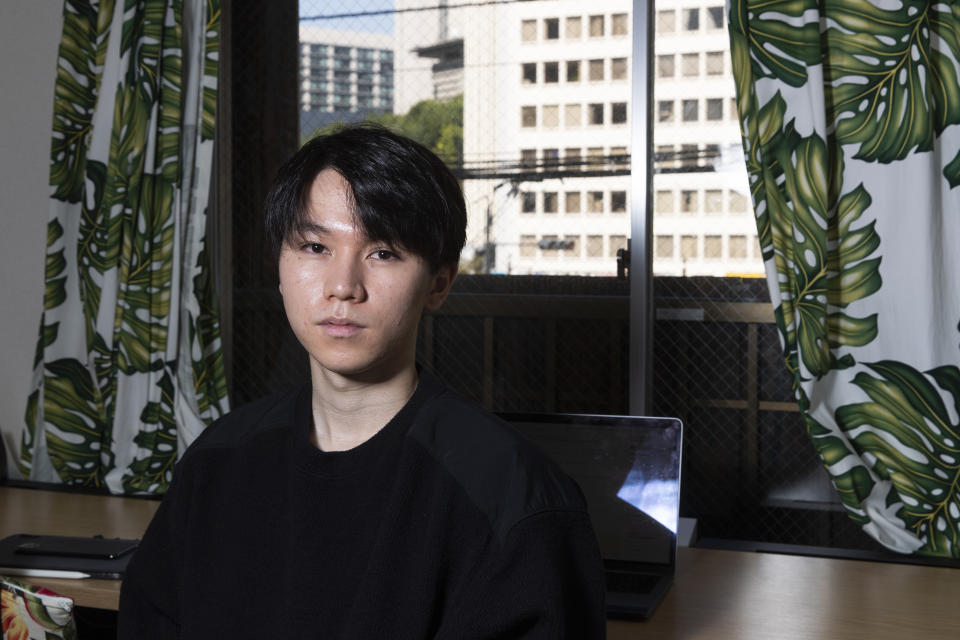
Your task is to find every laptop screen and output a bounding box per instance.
[500,413,682,566]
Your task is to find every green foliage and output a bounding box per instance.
[728,0,821,88]
[123,369,177,494]
[837,361,960,557]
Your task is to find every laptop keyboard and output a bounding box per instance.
[605,570,661,594]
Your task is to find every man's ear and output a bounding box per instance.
[424,265,458,312]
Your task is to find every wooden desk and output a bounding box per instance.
[3,486,959,638]
[0,486,159,609]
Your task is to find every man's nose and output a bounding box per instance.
[325,255,366,302]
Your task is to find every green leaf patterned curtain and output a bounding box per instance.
[18,0,229,495]
[730,0,960,557]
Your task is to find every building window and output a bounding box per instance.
[521,148,537,168]
[681,235,699,259]
[729,235,747,258]
[522,106,537,127]
[658,100,674,123]
[707,6,724,29]
[706,98,723,121]
[542,104,559,127]
[611,103,627,124]
[565,191,582,213]
[611,191,627,212]
[656,190,674,213]
[520,234,537,257]
[705,189,723,213]
[566,60,581,82]
[543,148,559,168]
[564,103,582,127]
[681,143,699,167]
[657,54,675,78]
[611,57,628,81]
[684,8,700,30]
[522,19,537,41]
[566,16,582,38]
[587,147,604,168]
[704,235,722,259]
[657,144,675,169]
[612,13,628,36]
[655,235,674,258]
[611,146,628,169]
[544,61,559,83]
[565,147,582,171]
[586,235,603,257]
[589,59,605,81]
[545,18,560,40]
[521,192,536,213]
[682,53,699,77]
[522,63,537,84]
[541,234,559,257]
[729,191,748,212]
[682,99,698,122]
[589,103,604,125]
[609,235,627,258]
[657,10,676,34]
[589,15,605,37]
[588,191,604,212]
[563,235,580,256]
[706,51,724,75]
[681,190,699,213]
[543,192,558,213]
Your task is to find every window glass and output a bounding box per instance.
[589,103,604,125]
[657,10,675,33]
[682,53,699,77]
[657,100,674,123]
[611,58,628,80]
[611,191,627,212]
[520,234,537,257]
[522,19,537,41]
[566,60,581,82]
[566,16,582,39]
[706,98,723,121]
[564,103,582,127]
[542,104,559,127]
[705,189,723,213]
[522,63,537,84]
[681,189,699,213]
[655,235,674,258]
[682,99,698,122]
[612,13,628,35]
[684,8,699,30]
[543,192,558,213]
[657,54,675,78]
[706,51,724,75]
[589,15,604,37]
[707,6,724,29]
[588,191,604,212]
[544,61,559,83]
[656,190,674,213]
[609,234,627,257]
[565,191,582,213]
[586,235,603,257]
[681,235,698,259]
[589,59,605,81]
[704,235,722,258]
[611,102,627,124]
[729,235,747,258]
[521,106,537,127]
[522,192,536,213]
[545,18,559,39]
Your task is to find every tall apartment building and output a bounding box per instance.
[298,27,395,137]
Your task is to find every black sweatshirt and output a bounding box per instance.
[118,370,606,638]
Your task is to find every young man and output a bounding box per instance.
[118,124,606,638]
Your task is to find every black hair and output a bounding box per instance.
[264,122,466,272]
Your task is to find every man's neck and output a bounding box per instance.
[308,365,419,452]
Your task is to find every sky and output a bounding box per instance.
[299,0,396,34]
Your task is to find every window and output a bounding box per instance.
[655,235,675,258]
[586,235,604,257]
[681,235,699,259]
[656,144,675,168]
[611,146,628,169]
[544,62,559,83]
[589,15,604,37]
[587,147,604,167]
[609,235,627,258]
[682,99,698,122]
[657,100,674,123]
[565,147,582,171]
[681,190,699,213]
[566,60,580,82]
[521,148,537,168]
[542,104,559,127]
[656,10,675,33]
[612,58,628,81]
[543,148,559,168]
[612,13,628,35]
[681,144,699,167]
[521,192,536,213]
[682,53,699,77]
[588,191,604,212]
[565,191,581,213]
[611,191,627,212]
[706,51,724,75]
[729,235,747,258]
[522,19,537,41]
[684,8,700,30]
[611,102,627,124]
[543,192,558,213]
[566,16,582,39]
[656,190,674,213]
[545,18,560,39]
[704,144,720,164]
[541,234,559,257]
[564,103,582,127]
[706,98,723,121]
[707,6,724,29]
[589,59,605,81]
[522,63,537,84]
[589,103,604,125]
[520,234,537,257]
[522,106,538,128]
[704,235,722,258]
[705,189,723,213]
[729,191,748,212]
[657,54,675,78]
[563,236,580,256]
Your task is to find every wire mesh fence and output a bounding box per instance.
[223,0,887,555]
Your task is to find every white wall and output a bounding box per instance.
[0,1,64,477]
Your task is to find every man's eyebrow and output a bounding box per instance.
[296,221,329,236]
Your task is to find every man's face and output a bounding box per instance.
[278,169,455,384]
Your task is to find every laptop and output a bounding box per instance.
[499,412,683,619]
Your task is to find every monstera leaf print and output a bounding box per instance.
[124,369,178,494]
[837,361,960,557]
[728,0,822,88]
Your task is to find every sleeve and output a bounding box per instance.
[436,510,607,639]
[117,471,187,639]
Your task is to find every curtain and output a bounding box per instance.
[729,0,960,557]
[18,0,229,495]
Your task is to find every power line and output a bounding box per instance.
[301,0,532,22]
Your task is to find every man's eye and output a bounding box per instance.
[372,249,398,261]
[304,243,326,254]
